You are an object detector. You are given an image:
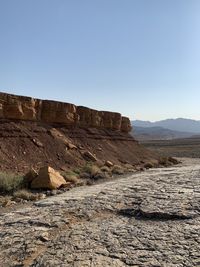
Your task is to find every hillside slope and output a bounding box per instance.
[0,92,159,173]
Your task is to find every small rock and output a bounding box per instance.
[82,151,97,162]
[38,193,46,200]
[66,143,77,149]
[32,138,43,148]
[105,160,114,167]
[144,162,154,169]
[39,232,49,242]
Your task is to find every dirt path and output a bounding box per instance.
[0,158,200,266]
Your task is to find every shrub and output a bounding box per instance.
[0,172,24,193]
[82,164,101,177]
[63,173,79,184]
[144,162,154,169]
[61,170,82,184]
[73,168,81,175]
[112,165,124,175]
[159,157,172,166]
[100,166,111,173]
[13,189,38,201]
[168,157,180,165]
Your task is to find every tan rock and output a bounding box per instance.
[49,128,76,149]
[105,160,114,167]
[32,138,43,148]
[31,166,67,190]
[0,93,40,121]
[83,151,97,162]
[66,143,77,149]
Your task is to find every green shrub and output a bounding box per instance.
[73,168,81,175]
[0,172,24,193]
[83,164,101,176]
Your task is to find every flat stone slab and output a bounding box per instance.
[0,158,200,266]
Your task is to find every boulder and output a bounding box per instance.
[31,166,67,190]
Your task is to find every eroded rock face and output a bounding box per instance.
[0,92,41,121]
[121,116,132,132]
[77,106,102,128]
[0,92,132,132]
[41,100,77,125]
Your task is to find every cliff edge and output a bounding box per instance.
[0,92,158,173]
[0,92,131,132]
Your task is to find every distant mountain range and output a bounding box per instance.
[131,118,200,140]
[132,126,194,141]
[132,118,200,133]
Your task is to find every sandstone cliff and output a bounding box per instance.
[0,92,158,173]
[0,92,132,132]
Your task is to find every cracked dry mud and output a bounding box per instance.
[0,158,200,267]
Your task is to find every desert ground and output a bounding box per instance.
[140,136,200,158]
[0,157,200,266]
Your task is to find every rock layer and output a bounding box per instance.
[0,92,131,132]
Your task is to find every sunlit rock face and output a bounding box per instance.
[0,92,132,133]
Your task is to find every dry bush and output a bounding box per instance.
[100,166,111,173]
[168,157,180,165]
[0,172,24,193]
[124,163,133,169]
[144,162,154,169]
[112,165,125,175]
[72,168,82,175]
[83,164,101,177]
[159,157,172,166]
[61,170,79,184]
[13,189,38,201]
[63,172,79,184]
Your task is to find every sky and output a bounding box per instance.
[0,0,199,121]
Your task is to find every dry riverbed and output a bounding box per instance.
[0,158,200,267]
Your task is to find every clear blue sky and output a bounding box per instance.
[0,0,199,121]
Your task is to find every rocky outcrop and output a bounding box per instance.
[31,166,67,190]
[0,92,132,132]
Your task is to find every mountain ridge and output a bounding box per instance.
[132,118,200,134]
[132,126,194,141]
